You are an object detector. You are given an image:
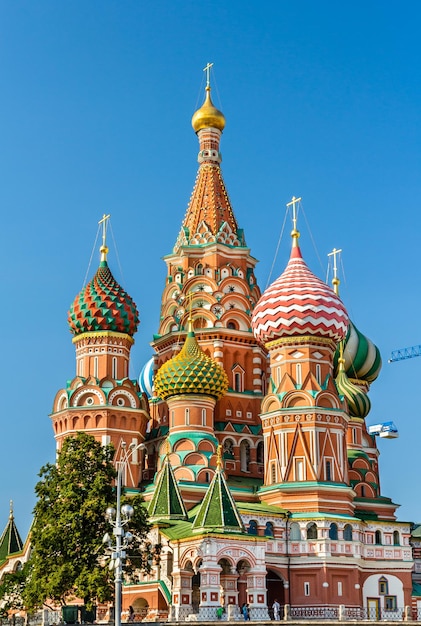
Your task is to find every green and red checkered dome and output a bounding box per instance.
[68,260,139,337]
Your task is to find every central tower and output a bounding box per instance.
[146,69,267,495]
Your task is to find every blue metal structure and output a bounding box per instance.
[388,344,421,363]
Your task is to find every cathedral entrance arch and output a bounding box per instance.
[266,570,285,619]
[237,559,251,607]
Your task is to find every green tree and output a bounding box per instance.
[24,433,150,610]
[0,563,30,615]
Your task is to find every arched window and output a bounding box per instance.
[343,524,353,541]
[290,522,301,541]
[232,365,245,392]
[393,530,400,546]
[240,440,250,472]
[306,523,317,540]
[227,321,236,330]
[248,520,258,535]
[375,530,382,545]
[112,356,118,379]
[296,363,302,385]
[256,441,264,464]
[264,522,274,537]
[223,438,234,459]
[196,263,203,275]
[329,523,338,540]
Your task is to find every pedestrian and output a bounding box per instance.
[273,599,281,620]
[241,603,250,621]
[216,605,224,620]
[128,606,135,622]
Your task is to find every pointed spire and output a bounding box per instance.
[192,446,244,533]
[0,503,23,562]
[148,445,188,521]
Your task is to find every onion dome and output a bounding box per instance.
[251,242,349,346]
[335,352,371,419]
[139,357,154,398]
[334,320,382,384]
[192,86,226,133]
[154,325,228,401]
[68,248,139,337]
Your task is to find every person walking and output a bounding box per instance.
[273,599,281,620]
[241,603,250,621]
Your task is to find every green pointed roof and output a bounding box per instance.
[148,453,188,521]
[0,502,23,562]
[192,455,244,533]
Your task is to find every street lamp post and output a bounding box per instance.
[103,442,145,626]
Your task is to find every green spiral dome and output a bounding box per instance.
[68,260,139,337]
[335,359,371,419]
[154,330,228,401]
[334,320,381,384]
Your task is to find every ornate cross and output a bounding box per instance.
[98,213,111,249]
[203,62,214,88]
[286,196,302,231]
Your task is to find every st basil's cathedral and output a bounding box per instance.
[0,70,415,622]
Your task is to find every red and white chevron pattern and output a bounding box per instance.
[252,246,349,345]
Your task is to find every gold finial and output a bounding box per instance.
[286,196,302,245]
[9,500,13,520]
[203,62,214,89]
[165,438,170,456]
[328,248,342,295]
[216,444,223,470]
[338,340,346,370]
[98,213,111,262]
[185,291,194,332]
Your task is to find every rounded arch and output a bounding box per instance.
[290,522,301,541]
[282,390,314,408]
[343,524,353,541]
[329,522,338,540]
[315,391,340,409]
[240,439,251,472]
[261,393,281,413]
[306,522,318,540]
[266,569,286,616]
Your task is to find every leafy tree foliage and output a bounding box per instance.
[0,563,30,614]
[24,433,150,609]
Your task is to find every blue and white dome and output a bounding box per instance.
[139,357,155,398]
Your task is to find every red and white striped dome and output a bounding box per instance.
[252,245,349,346]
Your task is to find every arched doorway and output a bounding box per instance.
[191,559,202,613]
[266,570,285,619]
[237,559,251,607]
[132,598,149,621]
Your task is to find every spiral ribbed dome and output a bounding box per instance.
[154,329,228,401]
[68,260,139,337]
[335,358,371,419]
[334,320,382,384]
[251,244,349,346]
[192,87,226,133]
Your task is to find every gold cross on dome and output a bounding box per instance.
[98,213,111,249]
[216,444,223,469]
[286,196,302,231]
[203,62,214,88]
[327,247,342,280]
[328,247,342,294]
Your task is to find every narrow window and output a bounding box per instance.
[329,523,338,540]
[338,582,343,597]
[378,577,388,595]
[112,357,117,379]
[271,463,276,484]
[343,524,353,541]
[316,364,321,385]
[79,360,83,376]
[295,458,304,481]
[325,460,332,481]
[375,530,382,545]
[93,356,98,378]
[185,408,190,425]
[304,582,310,596]
[202,408,206,426]
[234,372,242,392]
[277,366,281,384]
[352,427,358,444]
[171,410,175,427]
[296,363,302,386]
[393,531,400,545]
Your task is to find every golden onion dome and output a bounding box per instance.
[154,328,228,401]
[192,86,226,133]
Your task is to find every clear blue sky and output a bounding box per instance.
[1,1,420,537]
